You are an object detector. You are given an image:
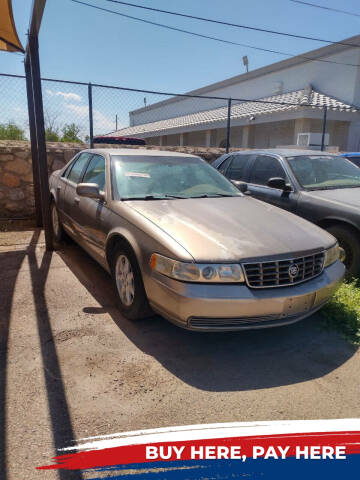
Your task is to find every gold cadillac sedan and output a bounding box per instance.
[49,149,345,331]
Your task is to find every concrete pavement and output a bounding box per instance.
[1,229,359,479]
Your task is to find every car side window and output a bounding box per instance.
[67,152,92,184]
[82,154,106,191]
[218,156,232,174]
[212,155,227,169]
[249,155,287,186]
[227,155,251,181]
[347,156,360,167]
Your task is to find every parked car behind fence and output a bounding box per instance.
[213,149,360,277]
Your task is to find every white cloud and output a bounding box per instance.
[65,104,117,134]
[46,89,82,102]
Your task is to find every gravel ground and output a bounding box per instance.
[1,228,359,479]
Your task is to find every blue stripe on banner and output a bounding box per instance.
[84,454,360,480]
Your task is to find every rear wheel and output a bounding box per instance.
[51,201,64,245]
[326,224,360,278]
[111,243,152,320]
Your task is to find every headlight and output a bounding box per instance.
[324,243,340,268]
[150,254,245,283]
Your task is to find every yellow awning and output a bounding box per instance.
[0,0,24,53]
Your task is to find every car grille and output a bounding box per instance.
[189,314,281,329]
[243,252,325,288]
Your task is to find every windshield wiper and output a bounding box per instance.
[189,193,238,198]
[121,194,186,200]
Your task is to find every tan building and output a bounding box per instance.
[111,35,360,152]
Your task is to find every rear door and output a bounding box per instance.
[56,154,80,213]
[62,152,93,238]
[225,154,252,188]
[246,154,298,212]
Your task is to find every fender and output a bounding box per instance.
[317,216,360,233]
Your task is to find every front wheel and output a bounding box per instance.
[111,244,152,320]
[326,224,360,278]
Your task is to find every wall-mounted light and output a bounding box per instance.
[243,56,249,73]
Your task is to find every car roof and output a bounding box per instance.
[340,152,360,157]
[82,148,200,158]
[229,148,338,157]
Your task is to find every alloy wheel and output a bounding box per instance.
[51,204,60,238]
[115,254,135,307]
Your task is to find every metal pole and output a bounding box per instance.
[226,98,232,153]
[88,83,94,148]
[28,33,53,250]
[321,106,327,152]
[25,55,42,227]
[115,114,118,131]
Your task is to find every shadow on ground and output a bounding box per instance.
[58,240,357,393]
[0,230,83,480]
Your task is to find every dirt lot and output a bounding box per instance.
[1,228,359,479]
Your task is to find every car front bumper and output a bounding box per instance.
[146,260,345,331]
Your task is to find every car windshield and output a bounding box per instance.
[287,155,360,190]
[111,155,242,200]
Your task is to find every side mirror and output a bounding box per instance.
[76,183,105,200]
[230,179,248,193]
[267,177,292,191]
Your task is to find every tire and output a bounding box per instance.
[326,224,360,278]
[111,243,152,320]
[50,200,64,245]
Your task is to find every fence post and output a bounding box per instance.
[226,98,232,153]
[24,56,42,227]
[321,106,327,152]
[88,82,94,148]
[27,33,53,251]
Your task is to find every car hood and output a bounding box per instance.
[303,187,360,209]
[127,196,334,262]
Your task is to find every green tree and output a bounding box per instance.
[45,128,60,142]
[0,122,26,140]
[61,123,82,143]
[44,110,60,142]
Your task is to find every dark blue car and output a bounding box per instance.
[340,153,360,168]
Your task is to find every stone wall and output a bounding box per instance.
[0,140,235,219]
[0,141,84,218]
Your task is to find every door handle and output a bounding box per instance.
[74,197,80,204]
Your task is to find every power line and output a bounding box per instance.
[71,0,360,67]
[289,0,360,18]
[100,0,360,47]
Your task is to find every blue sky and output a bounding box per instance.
[2,0,360,91]
[0,0,359,138]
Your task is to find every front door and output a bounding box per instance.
[70,153,110,263]
[246,155,298,212]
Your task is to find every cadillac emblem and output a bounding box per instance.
[288,264,300,278]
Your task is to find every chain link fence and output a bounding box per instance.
[0,72,341,153]
[0,74,28,141]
